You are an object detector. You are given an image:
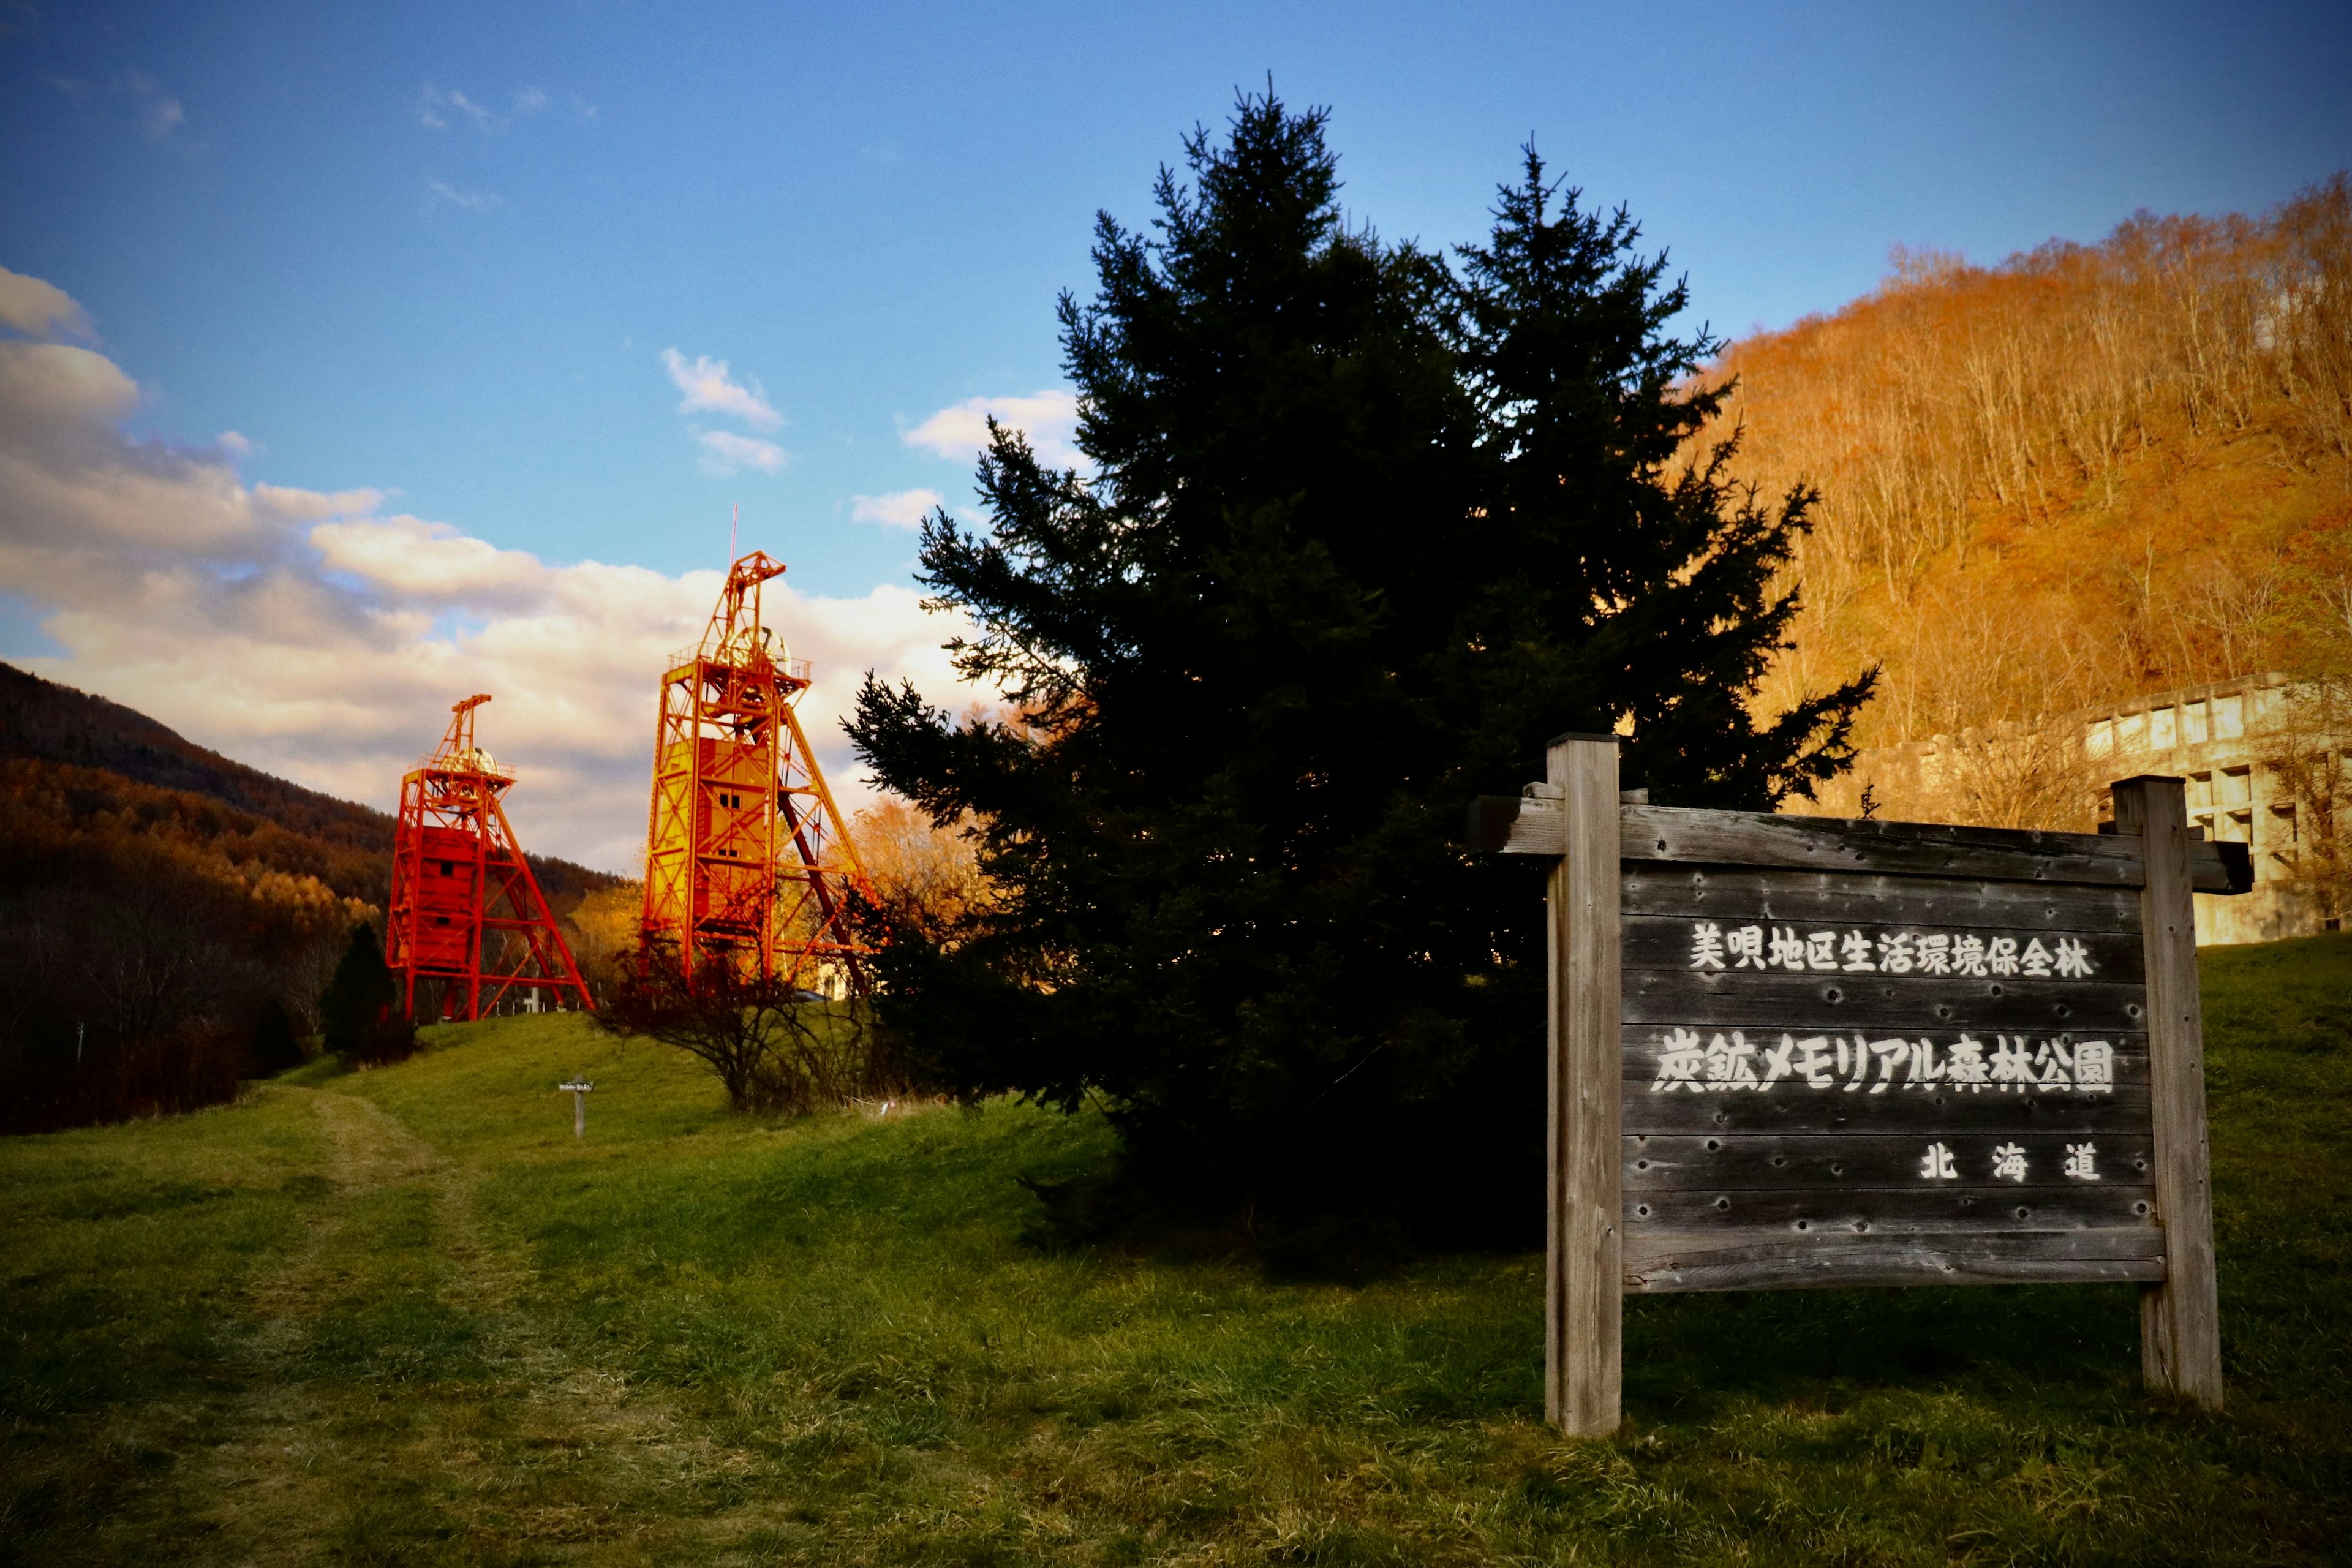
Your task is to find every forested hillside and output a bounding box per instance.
[1712,173,2351,810]
[0,664,622,1131]
[0,662,617,905]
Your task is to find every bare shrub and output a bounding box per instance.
[602,937,893,1115]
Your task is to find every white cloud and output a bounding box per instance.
[427,180,499,212]
[661,348,780,429]
[114,71,185,140]
[697,429,788,475]
[903,388,1084,470]
[0,267,96,341]
[0,273,984,872]
[416,83,581,130]
[419,84,500,132]
[850,489,943,530]
[311,514,549,603]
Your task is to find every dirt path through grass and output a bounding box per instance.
[170,1088,430,1562]
[161,1087,720,1566]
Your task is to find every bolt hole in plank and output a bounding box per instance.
[1471,741,2243,1433]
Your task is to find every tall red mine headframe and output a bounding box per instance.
[641,551,875,991]
[386,694,593,1020]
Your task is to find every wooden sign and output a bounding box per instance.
[1470,734,2255,1435]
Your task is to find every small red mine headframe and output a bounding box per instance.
[641,550,876,992]
[386,693,592,1020]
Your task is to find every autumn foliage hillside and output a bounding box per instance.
[0,665,622,1131]
[0,662,618,905]
[1709,174,2351,821]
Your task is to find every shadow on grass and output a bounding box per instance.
[1016,1164,1435,1285]
[1021,1144,2155,1427]
[1623,1280,2144,1422]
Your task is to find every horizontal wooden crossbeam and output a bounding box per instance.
[1468,794,2253,893]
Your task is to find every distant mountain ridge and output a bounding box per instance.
[0,662,619,903]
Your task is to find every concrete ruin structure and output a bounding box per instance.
[1835,672,2332,947]
[2082,674,2319,946]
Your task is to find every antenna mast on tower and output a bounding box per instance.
[386,695,593,1020]
[641,551,876,992]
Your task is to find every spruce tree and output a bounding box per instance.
[850,93,1872,1234]
[318,923,413,1065]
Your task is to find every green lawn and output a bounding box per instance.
[4,937,2349,1565]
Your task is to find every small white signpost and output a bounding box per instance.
[558,1078,594,1141]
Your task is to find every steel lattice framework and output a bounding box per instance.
[641,551,875,991]
[386,695,593,1020]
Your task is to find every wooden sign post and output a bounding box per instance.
[1474,734,2253,1435]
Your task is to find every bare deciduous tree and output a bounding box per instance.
[1725,174,2352,829]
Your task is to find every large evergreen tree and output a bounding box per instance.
[850,94,1873,1234]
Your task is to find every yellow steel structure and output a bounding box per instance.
[641,550,874,990]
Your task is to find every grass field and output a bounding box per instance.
[4,937,2349,1566]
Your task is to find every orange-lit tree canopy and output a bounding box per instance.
[641,551,875,991]
[386,694,592,1020]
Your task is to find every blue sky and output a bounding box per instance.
[0,1,2346,868]
[8,0,2347,599]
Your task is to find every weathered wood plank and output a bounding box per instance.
[1621,805,2242,891]
[2115,777,2224,1409]
[1626,1224,2169,1264]
[1469,789,1565,856]
[1623,804,2139,881]
[1481,794,2238,891]
[1624,1184,2156,1232]
[1622,1026,2149,1091]
[1623,913,2144,982]
[1630,1068,2149,1107]
[1623,1227,2166,1294]
[1625,1082,2153,1136]
[1619,866,2144,932]
[1547,737,1621,1437]
[1625,968,2149,1031]
[1624,1132,2154,1191]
